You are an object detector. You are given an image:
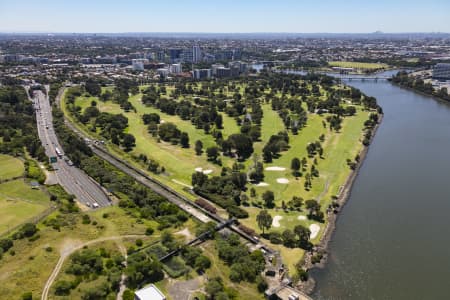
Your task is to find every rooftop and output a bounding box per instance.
[134,284,166,300]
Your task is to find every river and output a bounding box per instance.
[310,71,450,299]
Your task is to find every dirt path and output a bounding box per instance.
[41,235,144,300]
[116,243,128,300]
[316,178,330,203]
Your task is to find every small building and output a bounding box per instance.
[134,284,166,300]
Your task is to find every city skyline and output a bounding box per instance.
[1,0,450,34]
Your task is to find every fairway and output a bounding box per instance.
[329,61,388,70]
[0,179,50,234]
[0,154,24,181]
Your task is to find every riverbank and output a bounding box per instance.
[297,111,384,295]
[390,80,450,104]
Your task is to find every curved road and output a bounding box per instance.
[41,234,145,300]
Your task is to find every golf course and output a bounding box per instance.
[63,74,378,273]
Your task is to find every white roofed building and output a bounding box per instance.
[134,284,166,300]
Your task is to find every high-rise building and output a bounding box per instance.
[181,49,193,63]
[193,45,202,63]
[168,48,183,63]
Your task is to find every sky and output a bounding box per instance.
[0,0,449,33]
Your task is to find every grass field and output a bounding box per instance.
[0,202,178,299]
[329,61,388,70]
[0,154,24,181]
[0,179,51,234]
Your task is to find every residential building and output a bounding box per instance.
[216,67,232,78]
[211,63,225,76]
[132,59,147,71]
[169,63,182,74]
[193,68,211,80]
[157,68,170,77]
[134,284,166,300]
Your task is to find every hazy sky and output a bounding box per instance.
[0,0,449,33]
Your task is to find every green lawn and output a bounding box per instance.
[0,154,24,180]
[328,61,388,70]
[0,179,51,234]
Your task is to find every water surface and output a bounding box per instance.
[312,75,450,300]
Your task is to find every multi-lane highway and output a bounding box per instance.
[31,87,110,208]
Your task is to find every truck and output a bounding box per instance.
[55,147,63,158]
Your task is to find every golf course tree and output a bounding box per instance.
[291,157,301,177]
[206,146,220,163]
[287,196,303,211]
[249,158,264,183]
[157,122,189,148]
[256,210,272,234]
[122,133,136,152]
[262,190,275,208]
[305,199,324,222]
[195,140,203,155]
[180,132,190,148]
[294,224,311,249]
[84,78,101,96]
[262,132,290,163]
[226,133,254,160]
[142,113,160,125]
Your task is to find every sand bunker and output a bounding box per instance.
[276,178,289,184]
[297,215,307,221]
[265,166,286,171]
[195,167,213,175]
[272,215,283,227]
[255,182,269,187]
[309,224,320,239]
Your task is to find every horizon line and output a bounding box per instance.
[0,31,449,35]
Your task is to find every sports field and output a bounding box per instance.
[329,61,388,70]
[0,179,51,234]
[0,154,24,181]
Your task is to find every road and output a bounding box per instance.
[41,235,145,300]
[30,87,110,208]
